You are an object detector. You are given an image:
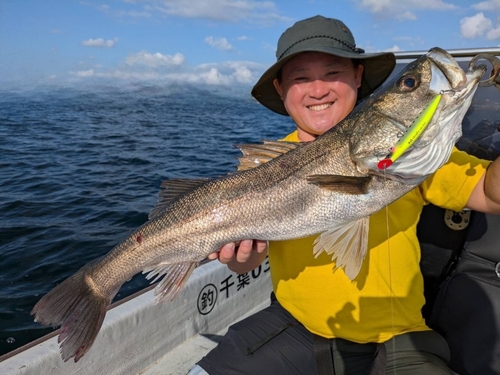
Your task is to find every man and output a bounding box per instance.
[190,15,500,374]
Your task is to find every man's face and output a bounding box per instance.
[273,52,363,142]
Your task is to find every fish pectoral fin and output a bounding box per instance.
[144,261,199,303]
[149,179,212,220]
[307,175,372,194]
[235,140,304,171]
[313,217,369,280]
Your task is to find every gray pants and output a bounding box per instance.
[195,294,454,375]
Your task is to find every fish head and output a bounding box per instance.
[350,47,487,184]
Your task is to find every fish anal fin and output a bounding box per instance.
[149,178,212,220]
[235,140,303,171]
[144,261,199,303]
[313,217,369,280]
[307,175,372,194]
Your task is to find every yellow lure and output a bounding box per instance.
[377,94,442,169]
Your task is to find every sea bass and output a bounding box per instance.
[32,47,486,362]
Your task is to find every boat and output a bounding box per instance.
[1,47,500,375]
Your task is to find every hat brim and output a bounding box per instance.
[251,47,396,116]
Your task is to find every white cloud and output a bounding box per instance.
[384,45,403,52]
[362,44,404,53]
[232,64,253,83]
[354,0,456,19]
[73,69,95,77]
[70,59,263,86]
[82,38,118,48]
[204,36,234,51]
[460,4,500,41]
[486,26,500,40]
[152,0,290,24]
[196,61,259,84]
[83,0,291,26]
[202,68,230,85]
[167,61,259,85]
[397,11,417,21]
[460,13,493,38]
[472,0,500,11]
[125,52,185,67]
[96,3,152,18]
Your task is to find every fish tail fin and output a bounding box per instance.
[144,261,198,304]
[31,262,113,362]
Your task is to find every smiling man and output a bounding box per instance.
[189,15,500,375]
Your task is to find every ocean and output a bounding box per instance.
[0,84,294,356]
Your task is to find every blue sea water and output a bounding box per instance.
[0,84,294,356]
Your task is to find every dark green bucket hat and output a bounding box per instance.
[251,15,396,115]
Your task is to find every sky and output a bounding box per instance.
[1,0,500,90]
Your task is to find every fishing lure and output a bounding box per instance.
[377,93,442,170]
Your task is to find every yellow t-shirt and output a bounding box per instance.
[269,130,490,343]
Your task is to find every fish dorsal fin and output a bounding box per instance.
[313,217,369,280]
[235,140,301,171]
[307,175,372,194]
[149,178,212,220]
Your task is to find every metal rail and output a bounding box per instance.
[394,47,500,60]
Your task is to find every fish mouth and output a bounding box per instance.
[374,48,487,184]
[428,47,486,94]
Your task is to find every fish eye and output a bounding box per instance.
[398,75,419,91]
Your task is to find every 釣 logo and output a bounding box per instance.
[197,283,218,315]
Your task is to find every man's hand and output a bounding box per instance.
[208,240,268,274]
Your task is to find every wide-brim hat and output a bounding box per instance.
[251,15,396,116]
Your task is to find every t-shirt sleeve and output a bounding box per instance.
[419,147,491,211]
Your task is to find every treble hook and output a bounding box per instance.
[469,53,500,90]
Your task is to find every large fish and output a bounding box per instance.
[32,47,486,362]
